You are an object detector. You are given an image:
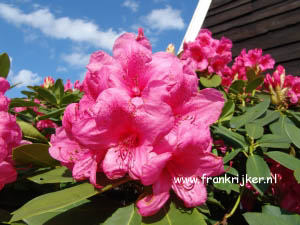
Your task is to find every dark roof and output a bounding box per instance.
[202,0,300,75]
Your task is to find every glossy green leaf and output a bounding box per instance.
[13,144,59,167]
[142,201,207,225]
[213,126,248,150]
[245,123,264,139]
[224,166,239,176]
[214,181,239,194]
[53,79,64,101]
[24,196,120,225]
[230,80,245,93]
[246,154,271,195]
[294,168,300,183]
[218,100,235,122]
[246,68,256,81]
[28,167,74,184]
[253,110,280,126]
[61,93,80,105]
[244,205,300,225]
[0,53,10,78]
[284,122,300,148]
[269,115,291,139]
[257,134,291,149]
[223,149,242,164]
[230,96,270,129]
[10,183,99,222]
[265,151,300,171]
[16,121,48,143]
[103,204,141,225]
[245,76,264,93]
[199,74,222,88]
[33,87,57,105]
[10,99,40,108]
[37,108,65,120]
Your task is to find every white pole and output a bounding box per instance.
[178,0,212,53]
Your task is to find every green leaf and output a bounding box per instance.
[294,168,300,183]
[257,134,291,149]
[244,212,291,225]
[33,86,57,105]
[246,68,256,81]
[16,121,48,143]
[10,99,40,108]
[103,204,141,225]
[253,110,280,126]
[245,123,264,139]
[246,154,271,195]
[213,126,248,150]
[10,183,99,222]
[265,151,300,171]
[53,79,64,101]
[37,108,65,120]
[199,74,222,88]
[24,196,121,225]
[61,93,80,105]
[223,149,242,164]
[262,205,300,224]
[218,100,235,122]
[244,205,300,225]
[142,201,207,225]
[230,96,270,129]
[284,122,300,148]
[0,53,10,78]
[214,181,239,194]
[224,166,239,176]
[12,143,59,167]
[245,76,264,93]
[196,204,210,215]
[269,115,291,139]
[28,167,74,184]
[230,80,245,93]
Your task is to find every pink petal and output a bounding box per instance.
[0,161,17,189]
[141,152,172,186]
[102,146,129,180]
[172,177,207,208]
[0,78,10,95]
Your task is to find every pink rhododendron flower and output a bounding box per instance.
[42,76,55,88]
[0,79,22,190]
[232,49,275,80]
[180,29,232,77]
[138,120,224,216]
[64,79,73,91]
[0,77,10,94]
[36,119,58,131]
[49,28,225,215]
[74,80,83,91]
[264,65,300,105]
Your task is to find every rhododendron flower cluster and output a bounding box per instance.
[49,28,225,216]
[264,65,300,106]
[181,29,232,77]
[232,48,275,81]
[0,78,22,190]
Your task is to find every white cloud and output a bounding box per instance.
[10,69,42,87]
[123,0,139,12]
[56,66,68,73]
[144,6,185,31]
[0,3,121,50]
[61,52,90,68]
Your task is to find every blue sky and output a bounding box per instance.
[0,0,199,97]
